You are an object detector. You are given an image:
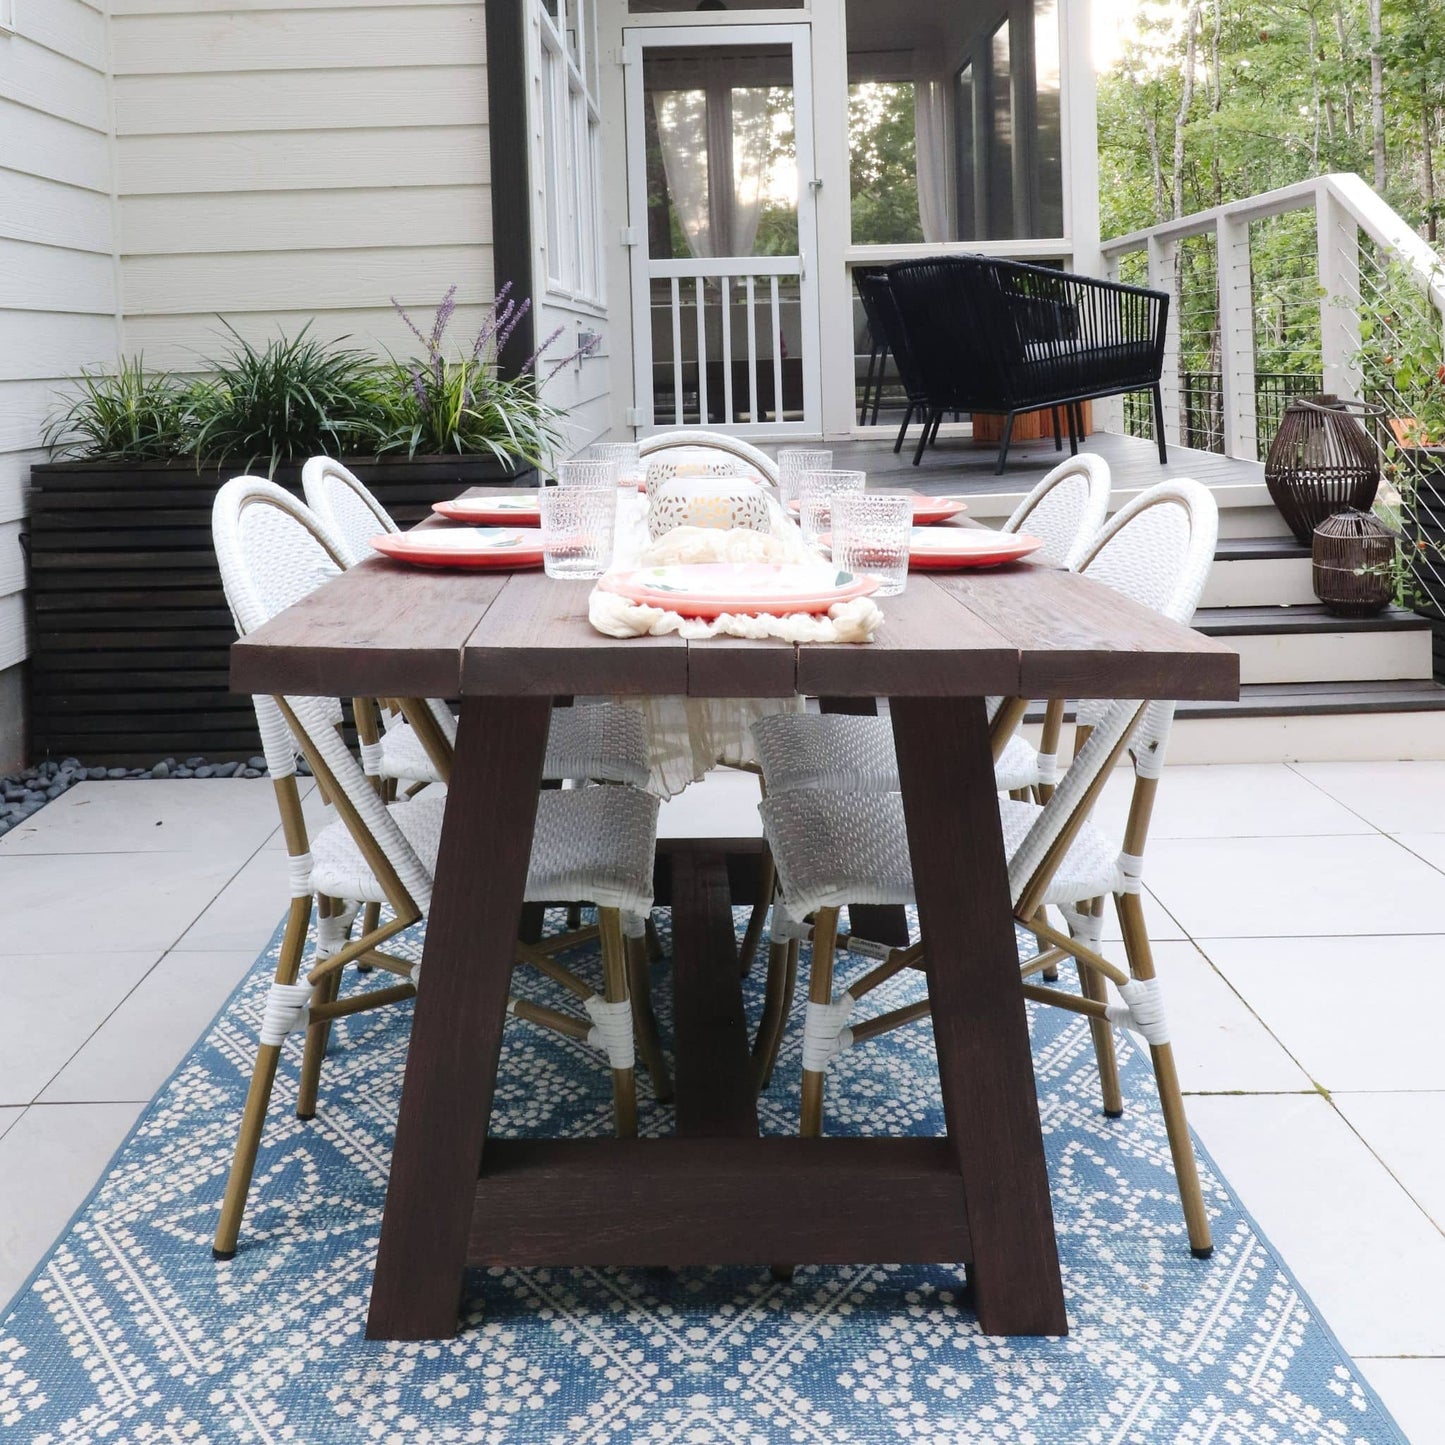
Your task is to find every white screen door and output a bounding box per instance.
[624,24,820,437]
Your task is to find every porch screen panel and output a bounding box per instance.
[844,0,1065,245]
[640,43,808,426]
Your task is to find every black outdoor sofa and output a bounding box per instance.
[869,255,1171,474]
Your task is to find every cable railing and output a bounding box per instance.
[1102,173,1445,616]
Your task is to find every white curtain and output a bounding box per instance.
[914,76,956,244]
[653,85,770,257]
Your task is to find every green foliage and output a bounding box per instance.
[372,358,561,466]
[370,287,568,467]
[186,323,384,477]
[1097,0,1445,241]
[43,289,571,473]
[849,83,923,246]
[41,357,190,463]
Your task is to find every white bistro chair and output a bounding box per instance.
[210,477,664,1259]
[750,452,1112,803]
[753,478,1220,1258]
[638,429,780,486]
[301,456,652,792]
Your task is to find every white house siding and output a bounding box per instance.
[0,0,119,766]
[109,1,496,370]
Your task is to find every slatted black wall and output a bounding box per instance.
[27,456,533,764]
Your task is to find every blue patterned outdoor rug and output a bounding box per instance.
[0,909,1407,1444]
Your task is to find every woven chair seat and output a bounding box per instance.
[760,789,1123,923]
[377,704,650,788]
[310,784,659,919]
[752,713,1043,797]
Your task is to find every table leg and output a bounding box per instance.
[368,694,552,1340]
[889,695,1067,1336]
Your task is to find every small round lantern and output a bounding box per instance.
[1265,395,1383,543]
[1311,509,1396,617]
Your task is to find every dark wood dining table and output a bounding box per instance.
[231,548,1238,1343]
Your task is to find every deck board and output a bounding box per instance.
[829,429,1262,496]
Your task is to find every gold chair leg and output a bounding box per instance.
[799,908,841,1138]
[1116,888,1213,1258]
[357,901,381,971]
[598,909,638,1138]
[751,935,798,1093]
[296,967,339,1120]
[1077,954,1124,1117]
[627,932,673,1104]
[213,893,311,1259]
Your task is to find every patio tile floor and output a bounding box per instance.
[0,764,1441,1436]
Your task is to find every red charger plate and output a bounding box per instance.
[432,493,542,525]
[786,493,968,525]
[906,529,1045,570]
[370,528,545,570]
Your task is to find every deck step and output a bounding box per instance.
[1201,537,1315,608]
[1192,604,1433,685]
[1023,680,1445,762]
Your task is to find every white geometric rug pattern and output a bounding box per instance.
[0,909,1408,1443]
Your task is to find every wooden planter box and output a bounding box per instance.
[971,402,1093,446]
[27,454,533,764]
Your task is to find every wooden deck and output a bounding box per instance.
[829,429,1264,497]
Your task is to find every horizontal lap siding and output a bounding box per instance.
[0,0,119,686]
[112,2,494,371]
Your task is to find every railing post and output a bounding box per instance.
[1147,235,1181,445]
[1095,251,1127,432]
[1317,186,1363,399]
[1216,212,1258,459]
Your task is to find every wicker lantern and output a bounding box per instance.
[1265,395,1383,543]
[1311,509,1396,617]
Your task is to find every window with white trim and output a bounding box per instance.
[538,0,605,306]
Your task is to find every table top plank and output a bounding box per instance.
[232,550,1238,705]
[231,557,508,699]
[929,563,1239,700]
[795,573,1022,698]
[463,571,688,696]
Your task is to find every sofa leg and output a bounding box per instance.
[1152,385,1168,462]
[894,402,914,454]
[994,413,1016,474]
[1070,402,1083,455]
[1052,407,1063,451]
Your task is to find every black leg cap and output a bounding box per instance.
[1190,1245,1214,1260]
[296,1110,316,1122]
[212,1247,236,1262]
[770,1264,796,1284]
[1104,1107,1124,1119]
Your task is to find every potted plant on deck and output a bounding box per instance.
[27,287,577,763]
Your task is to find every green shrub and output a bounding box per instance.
[41,357,189,463]
[187,323,385,477]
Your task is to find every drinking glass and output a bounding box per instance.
[831,492,912,596]
[587,442,644,489]
[797,469,866,548]
[777,447,833,508]
[539,485,616,579]
[556,458,621,489]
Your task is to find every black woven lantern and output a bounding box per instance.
[1311,509,1396,617]
[1265,395,1383,543]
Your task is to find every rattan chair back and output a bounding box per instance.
[212,476,434,914]
[1009,479,1218,910]
[301,456,398,566]
[1002,453,1112,569]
